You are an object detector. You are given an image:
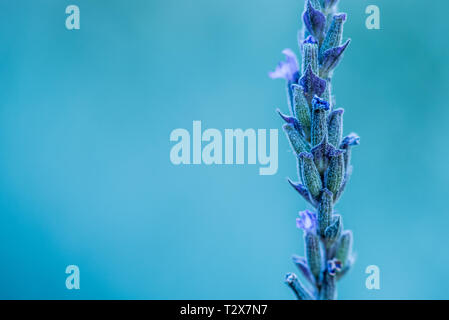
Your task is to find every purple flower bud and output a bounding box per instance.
[271,0,358,300]
[269,49,300,82]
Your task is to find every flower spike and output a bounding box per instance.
[270,0,359,300]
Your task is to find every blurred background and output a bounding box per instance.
[0,0,448,299]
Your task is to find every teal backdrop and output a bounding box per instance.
[0,0,448,299]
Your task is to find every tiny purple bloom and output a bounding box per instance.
[300,35,317,50]
[340,133,360,148]
[311,95,330,111]
[296,210,317,232]
[269,49,299,82]
[303,35,317,45]
[327,259,342,276]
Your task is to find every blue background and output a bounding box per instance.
[0,0,448,299]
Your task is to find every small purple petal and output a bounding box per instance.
[320,39,351,76]
[303,1,326,41]
[277,109,304,135]
[299,65,327,100]
[296,210,317,232]
[311,136,330,155]
[269,49,299,82]
[288,179,309,197]
[311,136,334,173]
[287,179,315,206]
[292,255,315,285]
